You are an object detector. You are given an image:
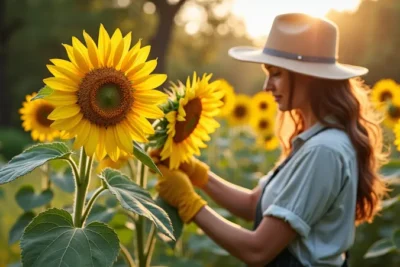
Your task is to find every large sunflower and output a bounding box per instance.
[251,91,277,116]
[44,24,167,161]
[19,93,60,142]
[158,72,223,169]
[227,94,252,126]
[371,79,400,111]
[216,79,235,117]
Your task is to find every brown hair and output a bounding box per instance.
[276,75,389,224]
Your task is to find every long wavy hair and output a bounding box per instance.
[276,73,389,224]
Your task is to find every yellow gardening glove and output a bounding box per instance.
[156,165,207,223]
[150,150,210,188]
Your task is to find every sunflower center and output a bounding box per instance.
[36,104,54,127]
[259,119,269,130]
[77,68,133,127]
[234,105,247,118]
[259,102,268,110]
[380,91,393,102]
[173,98,202,143]
[388,105,400,119]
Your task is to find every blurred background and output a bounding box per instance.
[1,0,400,266]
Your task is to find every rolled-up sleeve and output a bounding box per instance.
[263,146,343,238]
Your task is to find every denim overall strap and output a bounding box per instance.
[252,127,349,267]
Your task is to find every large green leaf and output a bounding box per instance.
[155,197,183,248]
[15,185,53,211]
[381,194,400,210]
[133,141,161,175]
[99,168,174,240]
[31,86,54,101]
[21,208,119,267]
[393,228,400,249]
[8,212,35,245]
[364,238,396,258]
[0,187,4,199]
[50,167,75,193]
[0,142,71,185]
[86,204,116,224]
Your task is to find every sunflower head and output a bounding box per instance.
[215,79,236,117]
[228,94,252,126]
[251,91,277,116]
[257,134,279,151]
[383,98,400,129]
[154,72,223,169]
[250,114,275,136]
[19,93,60,142]
[43,24,168,161]
[371,79,400,111]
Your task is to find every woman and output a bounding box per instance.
[154,13,388,266]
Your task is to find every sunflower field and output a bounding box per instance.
[1,0,400,267]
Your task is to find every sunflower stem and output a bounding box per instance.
[73,148,91,227]
[144,224,157,266]
[120,243,136,267]
[81,186,106,225]
[135,160,151,267]
[41,162,52,210]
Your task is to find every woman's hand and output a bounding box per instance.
[156,165,207,223]
[150,149,210,188]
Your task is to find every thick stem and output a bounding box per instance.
[73,148,91,227]
[136,216,145,267]
[81,187,106,225]
[120,243,136,267]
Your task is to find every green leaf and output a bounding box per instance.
[21,208,119,267]
[50,167,75,193]
[155,197,183,248]
[393,229,400,249]
[133,141,161,175]
[380,160,400,177]
[99,168,174,240]
[0,142,72,185]
[382,194,400,210]
[31,86,54,101]
[15,185,53,211]
[0,187,4,199]
[8,212,35,245]
[86,204,116,224]
[364,238,396,258]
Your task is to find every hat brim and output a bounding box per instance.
[228,46,368,80]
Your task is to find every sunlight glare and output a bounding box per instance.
[231,0,363,39]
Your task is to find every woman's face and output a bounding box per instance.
[262,64,313,111]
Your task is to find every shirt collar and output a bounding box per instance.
[291,116,336,149]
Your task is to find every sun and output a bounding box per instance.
[44,24,168,161]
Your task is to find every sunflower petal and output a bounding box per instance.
[50,113,83,131]
[46,64,81,84]
[85,124,99,156]
[48,104,80,120]
[83,30,99,68]
[98,24,111,67]
[43,77,78,92]
[46,90,78,106]
[73,45,90,73]
[134,74,167,90]
[129,59,158,80]
[132,103,164,119]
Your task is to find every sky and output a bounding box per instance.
[231,0,364,39]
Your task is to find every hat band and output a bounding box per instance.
[263,48,336,63]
